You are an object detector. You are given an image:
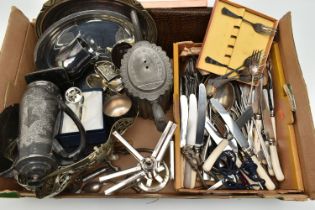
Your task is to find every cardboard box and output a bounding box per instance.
[0,4,314,201]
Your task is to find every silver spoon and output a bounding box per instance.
[212,82,236,111]
[82,181,103,193]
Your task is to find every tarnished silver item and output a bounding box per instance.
[85,73,107,91]
[99,121,176,195]
[15,81,60,189]
[95,61,119,83]
[120,41,173,131]
[34,117,136,198]
[36,0,158,43]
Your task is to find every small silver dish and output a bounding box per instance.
[86,73,107,91]
[103,94,132,118]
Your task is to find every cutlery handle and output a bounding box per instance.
[99,165,142,183]
[184,162,197,189]
[236,157,261,190]
[222,7,242,20]
[203,139,229,172]
[251,155,276,190]
[180,95,189,147]
[104,171,145,195]
[169,140,175,180]
[183,94,198,189]
[255,119,274,176]
[113,131,144,162]
[271,116,277,139]
[270,144,285,182]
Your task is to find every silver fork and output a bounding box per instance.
[222,7,277,36]
[247,50,263,105]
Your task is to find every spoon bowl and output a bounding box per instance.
[213,82,236,111]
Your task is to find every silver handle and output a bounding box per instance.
[104,171,145,195]
[254,119,274,176]
[156,124,177,162]
[112,131,144,163]
[169,140,175,180]
[152,121,173,158]
[99,165,142,183]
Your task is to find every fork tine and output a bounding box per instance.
[252,50,257,65]
[254,50,259,63]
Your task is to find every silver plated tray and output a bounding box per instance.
[36,0,157,42]
[34,10,136,79]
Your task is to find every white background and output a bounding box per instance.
[0,0,314,209]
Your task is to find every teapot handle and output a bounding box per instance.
[53,99,86,161]
[152,102,167,132]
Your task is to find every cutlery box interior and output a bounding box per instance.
[0,5,314,201]
[197,0,277,77]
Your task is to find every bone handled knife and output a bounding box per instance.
[203,108,253,172]
[262,103,285,182]
[203,118,233,172]
[183,94,198,189]
[180,95,189,184]
[253,80,274,176]
[180,95,189,148]
[210,98,276,190]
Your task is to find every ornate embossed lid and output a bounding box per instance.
[120,41,173,102]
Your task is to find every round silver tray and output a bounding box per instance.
[36,0,157,42]
[34,10,136,78]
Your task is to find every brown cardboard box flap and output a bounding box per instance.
[0,5,314,200]
[278,12,315,199]
[0,7,36,112]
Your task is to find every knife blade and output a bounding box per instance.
[210,98,276,190]
[210,98,249,149]
[262,106,276,140]
[195,84,207,147]
[203,108,252,172]
[265,69,277,139]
